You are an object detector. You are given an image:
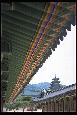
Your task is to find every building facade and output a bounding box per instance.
[33,84,76,112]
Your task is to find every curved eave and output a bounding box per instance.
[1,2,76,103]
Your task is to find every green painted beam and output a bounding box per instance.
[2,13,38,29]
[2,8,40,22]
[2,20,36,32]
[2,23,35,37]
[2,13,39,28]
[3,31,32,43]
[3,27,34,38]
[12,41,30,51]
[20,2,46,12]
[15,3,44,19]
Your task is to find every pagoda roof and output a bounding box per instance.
[52,77,59,81]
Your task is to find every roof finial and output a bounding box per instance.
[55,74,56,78]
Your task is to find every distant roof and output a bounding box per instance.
[32,83,76,102]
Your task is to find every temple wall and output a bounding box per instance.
[36,92,76,112]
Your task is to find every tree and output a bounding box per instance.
[4,96,32,112]
[15,96,32,112]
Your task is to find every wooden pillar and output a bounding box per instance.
[50,100,52,111]
[44,102,46,112]
[50,100,52,112]
[1,91,3,112]
[51,100,54,112]
[47,100,49,112]
[40,103,42,110]
[1,99,3,112]
[49,100,51,112]
[64,96,70,112]
[46,101,48,112]
[63,98,64,112]
[47,100,50,112]
[58,100,60,112]
[45,101,47,112]
[67,97,70,112]
[43,103,45,112]
[69,96,73,112]
[42,101,47,112]
[64,94,76,112]
[47,100,51,112]
[73,95,76,112]
[71,95,76,112]
[42,103,43,112]
[43,102,46,112]
[42,103,44,112]
[63,96,66,112]
[50,99,52,111]
[51,99,58,112]
[55,100,59,112]
[54,99,55,112]
[58,100,59,112]
[58,98,64,112]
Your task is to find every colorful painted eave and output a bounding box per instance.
[1,2,76,103]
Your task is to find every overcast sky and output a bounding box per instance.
[29,25,76,86]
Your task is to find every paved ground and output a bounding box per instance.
[3,108,42,112]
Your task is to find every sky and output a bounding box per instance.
[29,25,76,86]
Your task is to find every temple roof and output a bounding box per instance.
[52,75,60,82]
[1,2,76,103]
[32,83,76,102]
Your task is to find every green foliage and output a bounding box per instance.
[4,96,32,110]
[21,96,32,101]
[4,102,16,110]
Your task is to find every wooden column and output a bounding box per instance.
[50,100,52,111]
[50,100,53,112]
[47,100,50,112]
[41,103,43,112]
[63,98,64,112]
[51,99,59,112]
[51,100,55,112]
[47,100,51,112]
[67,97,70,112]
[58,100,59,112]
[55,100,59,112]
[63,96,66,112]
[1,99,3,112]
[50,100,52,112]
[43,102,45,112]
[64,94,76,112]
[53,99,55,112]
[64,96,70,112]
[1,91,3,112]
[43,102,46,112]
[73,95,76,112]
[49,100,51,112]
[69,96,73,112]
[58,98,64,112]
[42,103,45,112]
[44,102,46,112]
[43,101,47,112]
[58,99,60,112]
[71,95,76,112]
[46,101,48,112]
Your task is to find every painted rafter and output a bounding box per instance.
[9,2,62,102]
[10,3,75,102]
[1,2,75,103]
